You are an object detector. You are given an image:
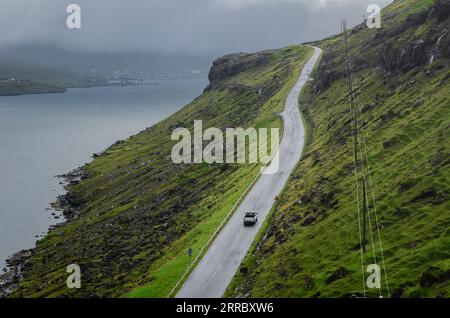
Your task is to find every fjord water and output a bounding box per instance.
[0,78,207,268]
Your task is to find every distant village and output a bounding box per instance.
[1,67,205,90]
[0,76,152,88]
[0,78,30,84]
[104,78,150,86]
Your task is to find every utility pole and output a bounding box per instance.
[342,20,359,180]
[342,20,367,254]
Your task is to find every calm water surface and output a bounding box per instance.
[0,78,207,268]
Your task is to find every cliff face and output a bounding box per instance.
[378,1,450,73]
[315,0,450,93]
[207,52,273,90]
[228,0,450,298]
[3,46,311,298]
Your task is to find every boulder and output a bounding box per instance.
[0,271,15,285]
[326,267,349,285]
[432,0,450,22]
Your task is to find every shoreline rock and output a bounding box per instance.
[0,166,86,298]
[0,249,32,298]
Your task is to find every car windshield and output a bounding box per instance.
[245,212,256,217]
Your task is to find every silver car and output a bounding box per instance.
[243,212,258,226]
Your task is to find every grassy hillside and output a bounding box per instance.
[0,62,100,96]
[7,45,312,297]
[0,82,65,96]
[227,0,450,298]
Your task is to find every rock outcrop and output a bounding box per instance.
[433,0,450,22]
[313,0,450,93]
[380,39,430,73]
[206,51,273,90]
[379,0,450,73]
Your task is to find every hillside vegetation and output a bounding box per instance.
[7,46,312,297]
[227,0,449,298]
[0,62,98,96]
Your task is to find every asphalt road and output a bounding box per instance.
[176,46,322,298]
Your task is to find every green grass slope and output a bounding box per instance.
[0,81,66,96]
[0,62,101,96]
[227,0,450,298]
[9,45,312,297]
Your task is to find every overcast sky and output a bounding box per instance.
[0,0,392,55]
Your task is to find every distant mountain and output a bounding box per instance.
[0,61,88,96]
[0,44,213,79]
[0,44,213,95]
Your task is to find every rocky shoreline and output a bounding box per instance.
[0,167,87,298]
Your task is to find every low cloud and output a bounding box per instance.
[0,0,393,55]
[212,0,355,10]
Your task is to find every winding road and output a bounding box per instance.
[176,46,322,298]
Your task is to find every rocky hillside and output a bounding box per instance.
[227,0,449,298]
[1,46,312,297]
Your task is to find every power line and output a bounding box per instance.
[341,19,390,297]
[342,19,366,298]
[349,65,391,298]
